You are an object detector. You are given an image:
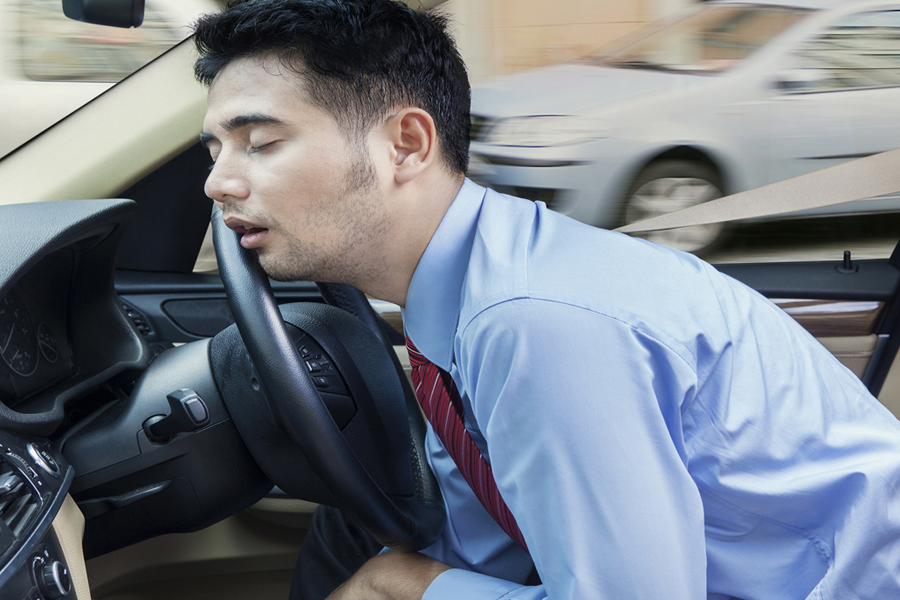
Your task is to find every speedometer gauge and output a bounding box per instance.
[0,289,38,377]
[38,323,58,364]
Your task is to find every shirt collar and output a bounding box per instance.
[403,178,486,370]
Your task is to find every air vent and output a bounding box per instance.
[0,460,41,559]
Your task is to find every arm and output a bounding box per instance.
[454,298,707,598]
[335,299,708,600]
[325,552,451,600]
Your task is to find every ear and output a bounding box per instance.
[386,108,438,185]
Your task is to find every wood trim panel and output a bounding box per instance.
[773,299,884,337]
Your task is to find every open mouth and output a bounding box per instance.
[232,225,267,236]
[224,219,270,250]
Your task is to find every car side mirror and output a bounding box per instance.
[62,0,144,29]
[772,68,830,93]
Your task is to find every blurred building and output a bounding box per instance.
[444,0,693,84]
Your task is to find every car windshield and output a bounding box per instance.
[585,3,809,74]
[2,0,214,159]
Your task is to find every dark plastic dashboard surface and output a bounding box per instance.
[0,199,147,436]
[0,251,76,407]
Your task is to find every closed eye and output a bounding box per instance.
[250,141,277,154]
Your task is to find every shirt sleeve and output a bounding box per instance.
[418,423,536,583]
[424,568,548,600]
[446,298,708,599]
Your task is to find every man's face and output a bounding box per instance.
[202,56,392,283]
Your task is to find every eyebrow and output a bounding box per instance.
[199,113,285,147]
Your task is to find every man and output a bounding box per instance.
[193,1,900,598]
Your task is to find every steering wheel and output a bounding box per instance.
[210,205,445,552]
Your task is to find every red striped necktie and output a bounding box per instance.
[406,335,528,552]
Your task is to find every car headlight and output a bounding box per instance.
[484,115,609,147]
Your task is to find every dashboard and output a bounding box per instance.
[0,430,75,599]
[0,198,155,600]
[0,196,280,600]
[0,199,148,432]
[0,250,76,408]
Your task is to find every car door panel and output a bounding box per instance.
[877,360,900,417]
[115,270,323,345]
[719,254,900,416]
[817,335,879,379]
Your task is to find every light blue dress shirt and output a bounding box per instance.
[402,179,900,599]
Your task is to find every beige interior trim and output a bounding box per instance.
[394,344,413,387]
[0,40,205,206]
[381,310,405,336]
[51,495,91,600]
[86,498,307,600]
[879,357,900,420]
[816,335,878,379]
[243,497,317,529]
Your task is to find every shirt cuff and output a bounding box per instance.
[423,569,546,600]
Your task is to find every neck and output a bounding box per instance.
[356,170,464,307]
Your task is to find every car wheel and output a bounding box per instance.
[622,159,725,253]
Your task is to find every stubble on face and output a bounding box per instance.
[208,57,395,289]
[254,144,392,286]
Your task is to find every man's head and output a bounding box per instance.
[193,0,470,174]
[195,0,469,303]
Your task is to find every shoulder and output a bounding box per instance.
[465,188,729,323]
[457,295,699,381]
[459,188,804,372]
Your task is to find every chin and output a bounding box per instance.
[259,260,307,283]
[256,240,348,285]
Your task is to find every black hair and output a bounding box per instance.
[193,0,470,173]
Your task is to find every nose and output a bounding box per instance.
[204,152,250,203]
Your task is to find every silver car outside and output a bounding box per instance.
[468,0,900,252]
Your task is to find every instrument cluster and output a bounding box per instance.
[0,250,75,408]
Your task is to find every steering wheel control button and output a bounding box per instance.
[37,560,71,599]
[122,302,153,337]
[294,337,349,394]
[27,444,60,477]
[143,389,211,443]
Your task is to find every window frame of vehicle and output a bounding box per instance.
[777,6,900,93]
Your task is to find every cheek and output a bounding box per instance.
[271,149,356,201]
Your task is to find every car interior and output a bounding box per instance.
[0,1,899,599]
